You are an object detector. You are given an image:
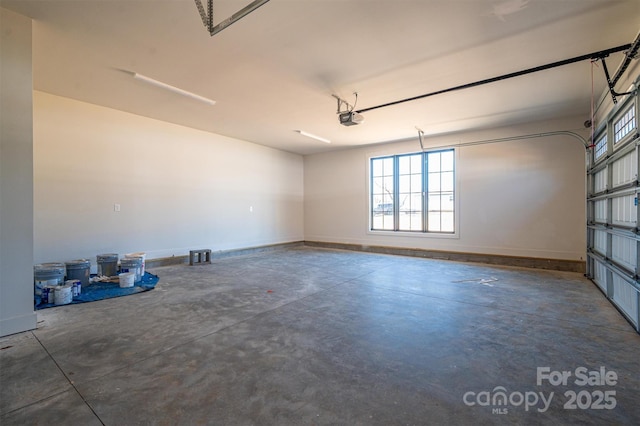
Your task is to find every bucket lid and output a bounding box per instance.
[120,257,142,266]
[65,259,91,268]
[97,253,119,261]
[34,262,65,271]
[34,267,65,277]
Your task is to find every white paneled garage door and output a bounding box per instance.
[587,84,640,332]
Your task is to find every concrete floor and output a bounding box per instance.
[1,246,639,425]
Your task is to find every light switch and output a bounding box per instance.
[114,203,121,212]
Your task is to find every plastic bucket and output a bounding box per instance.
[54,284,73,305]
[119,272,135,288]
[35,262,66,272]
[120,257,142,282]
[97,253,119,277]
[66,279,82,297]
[34,263,65,295]
[42,285,58,304]
[65,259,91,288]
[125,252,146,277]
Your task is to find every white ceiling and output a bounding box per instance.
[3,0,639,155]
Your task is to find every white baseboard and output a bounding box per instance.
[0,312,37,338]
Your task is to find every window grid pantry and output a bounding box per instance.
[370,149,455,233]
[594,134,607,161]
[614,104,636,144]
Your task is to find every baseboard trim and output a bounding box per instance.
[0,312,37,338]
[303,241,586,273]
[146,240,584,273]
[145,255,189,268]
[146,241,305,269]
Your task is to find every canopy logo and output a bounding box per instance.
[463,387,553,414]
[462,366,618,415]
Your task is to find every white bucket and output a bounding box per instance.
[120,257,142,282]
[119,272,135,288]
[66,279,81,297]
[54,284,73,305]
[125,252,146,277]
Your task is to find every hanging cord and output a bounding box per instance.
[349,92,358,113]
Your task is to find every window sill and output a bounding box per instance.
[367,229,459,239]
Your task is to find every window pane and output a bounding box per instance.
[441,151,454,171]
[441,212,454,232]
[410,174,422,192]
[614,104,636,143]
[399,195,409,213]
[372,177,384,195]
[381,215,394,230]
[399,175,411,193]
[410,213,422,230]
[410,194,422,211]
[441,193,454,211]
[428,212,441,232]
[411,154,422,173]
[398,213,409,230]
[399,156,410,174]
[441,171,454,192]
[428,193,441,210]
[372,159,383,176]
[428,152,441,172]
[428,173,441,192]
[594,134,607,160]
[382,157,393,174]
[383,176,394,194]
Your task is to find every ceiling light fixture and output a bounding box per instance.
[133,73,216,106]
[296,130,331,144]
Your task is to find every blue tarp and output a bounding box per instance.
[35,272,159,310]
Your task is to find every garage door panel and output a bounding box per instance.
[611,272,640,328]
[611,234,637,273]
[611,194,637,227]
[612,150,638,188]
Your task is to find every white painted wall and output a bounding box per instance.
[0,8,37,336]
[33,92,304,268]
[304,118,588,261]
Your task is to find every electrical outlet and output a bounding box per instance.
[249,206,253,213]
[114,203,121,212]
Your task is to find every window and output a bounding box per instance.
[370,149,455,233]
[594,134,607,161]
[614,103,636,144]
